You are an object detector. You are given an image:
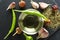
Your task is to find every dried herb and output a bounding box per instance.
[43,6,60,29]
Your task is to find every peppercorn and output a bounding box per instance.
[19,0,26,8]
[52,5,58,11]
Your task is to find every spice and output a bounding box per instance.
[52,5,58,11]
[44,19,51,26]
[4,9,16,39]
[43,7,60,29]
[31,0,39,9]
[39,2,50,9]
[24,33,33,40]
[13,27,22,36]
[19,0,26,8]
[37,27,49,39]
[14,9,50,21]
[6,2,16,10]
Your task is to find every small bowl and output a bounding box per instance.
[18,9,44,35]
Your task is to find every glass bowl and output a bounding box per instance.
[18,9,44,35]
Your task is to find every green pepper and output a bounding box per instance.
[24,33,33,40]
[4,9,16,39]
[14,9,49,21]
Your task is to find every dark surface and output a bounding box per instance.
[0,0,60,40]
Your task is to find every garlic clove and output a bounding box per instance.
[37,27,49,39]
[31,1,39,9]
[39,2,50,9]
[6,2,16,10]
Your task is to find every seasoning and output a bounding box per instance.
[19,0,26,8]
[39,2,50,9]
[52,5,58,11]
[24,33,33,40]
[4,9,16,39]
[14,9,49,21]
[43,7,60,29]
[31,0,39,9]
[37,27,49,39]
[6,2,16,10]
[13,27,22,36]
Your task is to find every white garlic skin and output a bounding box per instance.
[6,2,16,10]
[39,2,50,9]
[31,1,39,9]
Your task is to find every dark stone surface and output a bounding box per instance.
[0,0,60,40]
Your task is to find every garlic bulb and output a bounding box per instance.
[39,2,50,9]
[6,2,16,10]
[31,0,39,9]
[37,27,49,39]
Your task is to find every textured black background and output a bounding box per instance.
[0,0,60,40]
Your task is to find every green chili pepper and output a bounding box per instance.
[24,33,33,40]
[4,9,16,39]
[14,9,49,21]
